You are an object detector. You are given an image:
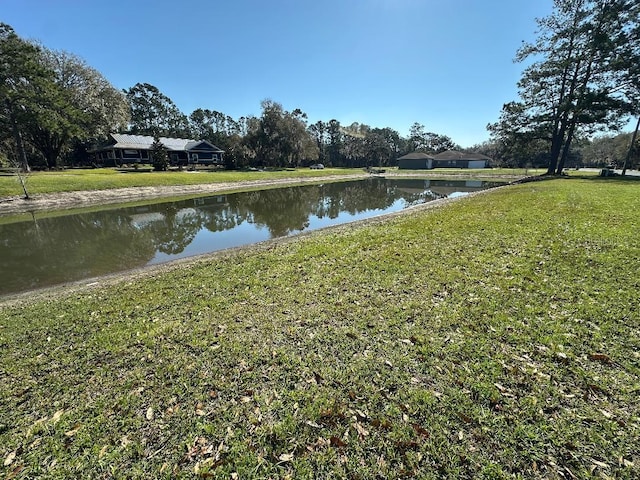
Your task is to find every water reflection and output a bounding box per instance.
[0,178,500,295]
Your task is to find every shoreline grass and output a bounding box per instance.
[1,177,639,478]
[0,168,366,198]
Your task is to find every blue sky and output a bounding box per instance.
[3,0,555,147]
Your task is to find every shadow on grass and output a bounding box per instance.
[516,172,640,185]
[577,174,640,183]
[115,168,155,173]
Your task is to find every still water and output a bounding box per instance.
[0,178,501,295]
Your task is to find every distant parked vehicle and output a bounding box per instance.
[309,163,324,169]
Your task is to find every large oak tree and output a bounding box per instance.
[1,24,130,170]
[32,49,130,168]
[0,24,53,174]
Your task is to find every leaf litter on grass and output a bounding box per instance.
[1,178,639,478]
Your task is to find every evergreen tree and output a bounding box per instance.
[125,83,190,138]
[490,0,639,174]
[150,136,169,171]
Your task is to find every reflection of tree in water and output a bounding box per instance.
[0,210,157,294]
[0,179,443,295]
[144,206,207,255]
[316,178,398,218]
[195,178,431,238]
[200,202,248,234]
[228,185,322,237]
[389,178,442,206]
[307,178,431,221]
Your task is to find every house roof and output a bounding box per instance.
[397,152,435,160]
[433,150,491,161]
[108,134,223,152]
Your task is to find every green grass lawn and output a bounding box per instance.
[1,177,639,479]
[0,168,366,198]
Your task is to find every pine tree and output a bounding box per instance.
[150,136,169,171]
[490,0,639,174]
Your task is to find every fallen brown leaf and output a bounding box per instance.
[51,410,64,424]
[412,423,429,437]
[330,436,346,447]
[354,422,369,438]
[588,353,612,364]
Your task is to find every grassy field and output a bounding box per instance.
[1,177,639,479]
[0,167,544,198]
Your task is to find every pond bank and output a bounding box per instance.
[2,178,638,478]
[0,172,530,216]
[0,175,373,216]
[0,182,495,305]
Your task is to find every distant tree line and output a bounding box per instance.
[5,1,639,174]
[1,23,466,171]
[121,83,463,170]
[473,130,639,170]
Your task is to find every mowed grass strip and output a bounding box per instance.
[1,178,639,479]
[0,168,365,197]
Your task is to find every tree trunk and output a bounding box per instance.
[44,147,61,169]
[621,117,640,176]
[547,129,566,174]
[10,128,30,198]
[547,70,582,174]
[557,115,578,174]
[32,128,64,169]
[545,9,582,175]
[7,101,30,173]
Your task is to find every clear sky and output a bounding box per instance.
[3,0,555,147]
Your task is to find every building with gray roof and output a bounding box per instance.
[91,134,224,167]
[398,150,490,169]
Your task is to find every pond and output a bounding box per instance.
[0,178,502,296]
